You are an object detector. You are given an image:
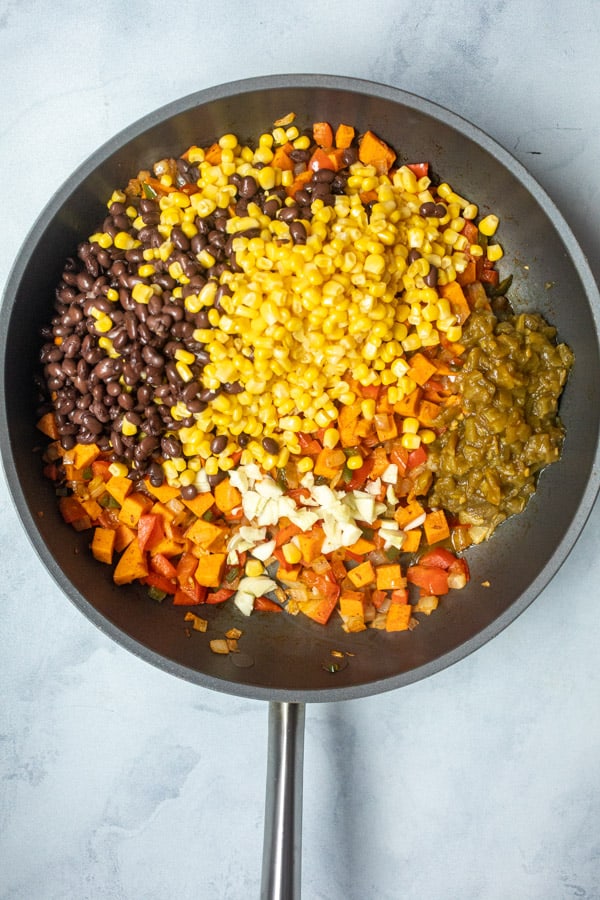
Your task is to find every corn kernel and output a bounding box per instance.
[402,417,419,434]
[446,324,463,342]
[322,428,340,449]
[401,433,422,450]
[486,242,504,262]
[114,231,138,250]
[282,543,302,565]
[346,454,364,470]
[94,314,113,333]
[121,417,137,436]
[479,214,499,236]
[108,461,128,477]
[297,456,314,473]
[245,558,265,577]
[131,283,154,304]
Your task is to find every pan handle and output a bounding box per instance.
[261,701,306,900]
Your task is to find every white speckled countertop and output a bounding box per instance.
[2,2,600,898]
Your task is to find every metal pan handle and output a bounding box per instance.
[261,701,306,900]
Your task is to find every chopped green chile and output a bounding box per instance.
[427,307,573,542]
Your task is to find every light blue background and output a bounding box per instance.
[2,2,600,898]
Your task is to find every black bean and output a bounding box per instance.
[262,436,279,454]
[118,393,135,411]
[289,221,307,245]
[289,149,310,163]
[82,414,103,434]
[141,345,164,368]
[207,471,226,488]
[221,381,241,395]
[161,436,182,458]
[419,201,437,217]
[199,387,221,402]
[106,381,121,397]
[341,147,358,166]
[210,434,228,454]
[424,266,438,288]
[407,248,421,264]
[295,189,311,207]
[239,176,258,198]
[180,483,197,500]
[278,205,299,223]
[62,359,78,378]
[262,197,280,218]
[138,435,159,457]
[313,168,335,183]
[147,462,164,487]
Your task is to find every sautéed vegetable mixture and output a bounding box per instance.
[37,115,573,636]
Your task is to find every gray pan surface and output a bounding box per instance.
[2,75,599,702]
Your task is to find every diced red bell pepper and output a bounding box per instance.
[137,513,163,552]
[406,162,429,178]
[407,445,428,469]
[150,553,178,580]
[253,596,283,612]
[406,564,449,595]
[205,588,235,605]
[418,547,458,570]
[173,583,208,605]
[141,572,177,595]
[345,457,374,491]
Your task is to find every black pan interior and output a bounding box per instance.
[2,75,599,702]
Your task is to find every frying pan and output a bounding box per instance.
[2,75,600,899]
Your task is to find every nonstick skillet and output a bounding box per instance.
[2,75,599,899]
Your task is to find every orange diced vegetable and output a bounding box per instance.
[91,527,116,565]
[294,527,325,564]
[194,552,226,587]
[407,353,437,387]
[339,590,367,632]
[401,529,422,554]
[358,130,396,174]
[213,477,242,514]
[181,491,215,518]
[423,509,451,545]
[335,123,355,149]
[313,121,334,148]
[118,492,154,528]
[58,495,88,524]
[143,478,181,502]
[271,141,295,171]
[418,400,441,427]
[347,559,376,588]
[114,523,137,552]
[314,447,346,478]
[439,280,471,324]
[394,500,426,528]
[105,475,133,507]
[185,518,226,549]
[113,540,148,585]
[375,563,405,591]
[36,412,59,440]
[296,595,338,625]
[346,536,377,555]
[394,388,422,418]
[80,497,103,522]
[72,443,101,471]
[385,603,412,632]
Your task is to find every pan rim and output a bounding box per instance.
[2,73,600,702]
